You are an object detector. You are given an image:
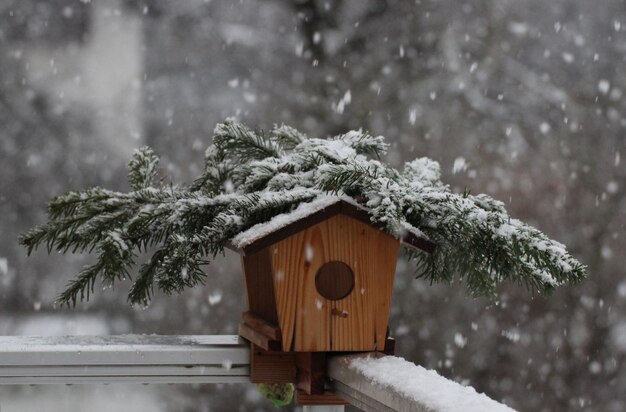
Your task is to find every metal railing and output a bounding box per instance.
[0,335,249,385]
[0,335,515,412]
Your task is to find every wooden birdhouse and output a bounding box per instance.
[230,198,434,403]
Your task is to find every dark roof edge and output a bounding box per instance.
[229,199,435,256]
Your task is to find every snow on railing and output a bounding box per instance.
[0,335,249,384]
[328,353,516,412]
[0,335,516,412]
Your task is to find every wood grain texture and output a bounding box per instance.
[250,344,295,383]
[339,201,435,253]
[238,201,343,255]
[241,249,278,325]
[271,214,400,352]
[296,352,327,395]
[242,312,281,341]
[238,323,281,352]
[296,390,349,406]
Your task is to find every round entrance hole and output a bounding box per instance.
[315,261,355,301]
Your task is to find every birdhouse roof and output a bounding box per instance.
[230,195,435,256]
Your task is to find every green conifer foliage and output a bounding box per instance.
[20,119,586,306]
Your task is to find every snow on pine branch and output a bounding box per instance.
[128,147,160,190]
[20,118,585,306]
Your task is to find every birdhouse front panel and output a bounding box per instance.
[270,214,400,352]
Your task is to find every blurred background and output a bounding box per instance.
[0,0,624,410]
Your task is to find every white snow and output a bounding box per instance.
[601,245,613,260]
[349,355,516,412]
[454,333,468,348]
[231,194,428,250]
[598,79,611,94]
[395,324,410,336]
[231,195,339,248]
[561,52,574,63]
[223,179,235,193]
[452,157,468,174]
[208,290,223,306]
[319,136,359,161]
[243,91,256,103]
[275,269,285,282]
[534,268,559,286]
[305,244,314,262]
[108,230,128,251]
[508,22,529,37]
[0,257,8,276]
[501,329,521,343]
[399,220,428,241]
[333,90,352,114]
[606,181,619,194]
[496,223,517,239]
[589,361,602,374]
[610,322,626,352]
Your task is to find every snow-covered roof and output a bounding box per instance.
[230,195,434,255]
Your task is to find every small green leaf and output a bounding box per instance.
[257,383,295,407]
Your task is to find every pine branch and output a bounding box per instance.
[190,146,234,193]
[336,130,388,159]
[316,154,585,294]
[270,123,307,149]
[57,233,134,307]
[128,248,167,305]
[128,147,160,190]
[21,118,586,306]
[213,118,281,160]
